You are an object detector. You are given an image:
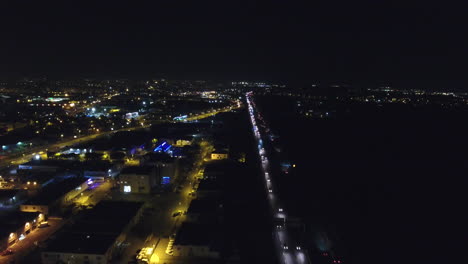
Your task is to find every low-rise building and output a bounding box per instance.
[41,201,143,264]
[197,179,223,198]
[118,166,157,194]
[171,222,222,259]
[210,144,229,160]
[203,160,235,181]
[0,190,25,206]
[186,198,223,223]
[82,161,118,180]
[17,160,62,173]
[210,151,228,160]
[0,211,45,251]
[20,177,88,215]
[175,136,193,147]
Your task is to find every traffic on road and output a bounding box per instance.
[247,92,309,264]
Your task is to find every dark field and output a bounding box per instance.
[256,95,468,264]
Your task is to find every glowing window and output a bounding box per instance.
[124,185,131,193]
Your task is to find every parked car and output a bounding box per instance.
[38,221,49,228]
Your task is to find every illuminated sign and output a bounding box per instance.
[162,177,170,185]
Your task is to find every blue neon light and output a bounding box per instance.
[154,142,172,152]
[162,177,170,185]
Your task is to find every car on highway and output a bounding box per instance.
[283,244,288,250]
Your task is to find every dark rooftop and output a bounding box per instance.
[120,166,154,175]
[19,172,55,184]
[19,159,73,168]
[0,189,20,200]
[204,160,236,175]
[73,201,143,234]
[174,222,222,250]
[23,177,85,206]
[187,198,222,215]
[142,152,174,163]
[81,161,113,171]
[44,233,117,255]
[44,201,143,255]
[197,179,223,192]
[0,211,40,238]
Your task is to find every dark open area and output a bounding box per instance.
[256,95,468,264]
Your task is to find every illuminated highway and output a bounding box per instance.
[0,125,151,169]
[176,102,241,122]
[246,92,309,264]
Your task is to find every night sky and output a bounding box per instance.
[1,1,468,87]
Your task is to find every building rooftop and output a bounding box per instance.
[18,171,57,185]
[0,211,40,238]
[81,161,113,171]
[197,179,223,192]
[73,201,143,234]
[19,159,73,168]
[187,198,222,215]
[204,160,236,176]
[0,189,21,200]
[120,166,154,175]
[44,233,118,255]
[174,222,222,251]
[44,201,143,255]
[23,177,85,206]
[142,152,174,163]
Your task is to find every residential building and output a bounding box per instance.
[118,166,157,194]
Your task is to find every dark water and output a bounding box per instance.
[256,95,468,264]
